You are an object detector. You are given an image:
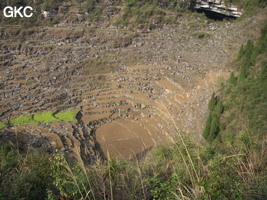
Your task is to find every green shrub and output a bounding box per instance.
[0,142,53,200]
[148,174,178,200]
[202,154,242,199]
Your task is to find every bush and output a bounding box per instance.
[0,142,53,200]
[202,154,242,199]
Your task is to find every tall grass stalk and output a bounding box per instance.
[157,102,200,180]
[107,151,114,200]
[72,148,96,200]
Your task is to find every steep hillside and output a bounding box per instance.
[0,25,266,197]
[203,20,267,147]
[0,0,266,199]
[1,0,266,160]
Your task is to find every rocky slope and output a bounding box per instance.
[0,8,266,160]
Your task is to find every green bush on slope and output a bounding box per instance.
[0,142,53,200]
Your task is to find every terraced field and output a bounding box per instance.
[0,52,229,160]
[78,65,230,159]
[1,12,264,160]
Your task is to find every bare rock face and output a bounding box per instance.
[194,0,242,18]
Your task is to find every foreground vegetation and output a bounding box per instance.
[1,128,266,199]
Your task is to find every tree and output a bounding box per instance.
[214,100,224,117]
[237,44,244,60]
[208,93,217,111]
[208,117,220,143]
[228,72,236,85]
[203,113,212,140]
[244,39,255,67]
[238,66,247,82]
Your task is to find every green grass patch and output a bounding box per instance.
[9,115,39,126]
[0,122,7,129]
[33,111,60,123]
[54,110,79,122]
[6,109,79,127]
